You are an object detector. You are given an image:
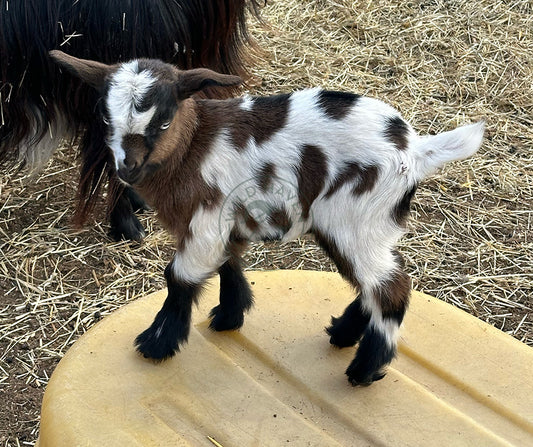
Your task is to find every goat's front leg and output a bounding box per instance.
[209,253,254,331]
[135,211,230,360]
[108,180,147,242]
[134,261,203,360]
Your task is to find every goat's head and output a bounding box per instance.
[49,51,242,185]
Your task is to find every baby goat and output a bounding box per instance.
[50,50,484,386]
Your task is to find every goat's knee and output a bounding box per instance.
[345,269,410,386]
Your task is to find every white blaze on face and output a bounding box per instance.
[106,61,158,169]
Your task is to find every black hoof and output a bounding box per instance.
[209,305,245,331]
[134,328,178,361]
[109,213,146,242]
[134,316,189,361]
[346,364,387,387]
[326,316,360,348]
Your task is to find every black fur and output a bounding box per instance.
[392,185,418,226]
[108,195,146,242]
[134,263,202,360]
[0,0,262,240]
[317,91,360,120]
[209,257,254,331]
[345,325,396,386]
[315,227,410,385]
[108,183,149,241]
[326,299,371,348]
[124,186,150,213]
[384,116,410,150]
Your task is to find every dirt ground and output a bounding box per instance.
[1,0,532,445]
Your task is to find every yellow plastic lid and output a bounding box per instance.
[37,271,533,446]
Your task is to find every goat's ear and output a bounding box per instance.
[49,50,114,90]
[177,68,243,99]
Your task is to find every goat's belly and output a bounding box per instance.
[234,213,311,243]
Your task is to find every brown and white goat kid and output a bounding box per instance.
[50,51,484,386]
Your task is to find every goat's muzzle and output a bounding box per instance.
[117,161,143,186]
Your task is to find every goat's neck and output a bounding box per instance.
[136,98,199,201]
[134,98,226,240]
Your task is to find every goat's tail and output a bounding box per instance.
[411,121,485,180]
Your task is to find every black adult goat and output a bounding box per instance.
[0,0,262,240]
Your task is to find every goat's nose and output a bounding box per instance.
[117,161,141,184]
[125,160,139,173]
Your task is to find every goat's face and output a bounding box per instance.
[49,51,242,185]
[103,60,180,185]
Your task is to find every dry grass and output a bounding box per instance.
[0,0,532,445]
[245,0,532,341]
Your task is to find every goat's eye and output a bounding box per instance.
[160,121,171,131]
[103,117,110,125]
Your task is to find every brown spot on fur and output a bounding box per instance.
[295,144,328,219]
[374,270,411,323]
[313,229,359,288]
[148,98,199,166]
[134,93,288,250]
[201,94,290,150]
[235,203,259,232]
[326,163,379,198]
[202,186,223,210]
[385,116,409,151]
[256,162,276,192]
[248,95,290,146]
[318,90,360,120]
[392,185,417,227]
[135,98,224,250]
[155,94,290,157]
[326,163,360,198]
[353,165,379,195]
[268,207,292,233]
[225,237,249,260]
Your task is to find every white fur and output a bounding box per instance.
[192,90,482,344]
[18,108,69,170]
[240,95,254,111]
[411,121,485,180]
[193,89,482,306]
[172,204,230,284]
[106,61,157,169]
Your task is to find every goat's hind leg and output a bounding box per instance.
[345,264,410,386]
[135,262,202,360]
[210,253,253,332]
[314,232,371,348]
[327,299,371,348]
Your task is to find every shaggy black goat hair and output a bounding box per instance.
[0,0,263,240]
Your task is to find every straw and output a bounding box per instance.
[0,0,531,444]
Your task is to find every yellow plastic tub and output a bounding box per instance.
[37,271,533,446]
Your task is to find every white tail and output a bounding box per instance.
[412,121,485,180]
